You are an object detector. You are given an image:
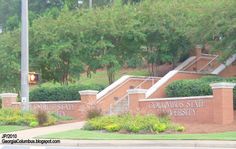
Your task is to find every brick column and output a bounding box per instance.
[195,44,202,58]
[128,89,146,115]
[210,82,235,124]
[0,93,18,108]
[79,90,99,119]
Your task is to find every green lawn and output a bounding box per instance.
[0,125,28,133]
[40,129,236,140]
[78,68,149,86]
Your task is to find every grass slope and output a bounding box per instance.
[41,129,236,140]
[0,125,28,133]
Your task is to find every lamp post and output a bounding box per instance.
[21,0,29,111]
[0,25,2,34]
[89,0,92,8]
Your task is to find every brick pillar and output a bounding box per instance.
[195,44,202,58]
[0,93,18,108]
[210,82,235,124]
[128,89,146,115]
[79,90,99,119]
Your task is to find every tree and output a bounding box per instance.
[0,30,20,92]
[193,0,236,59]
[77,3,145,84]
[30,10,83,84]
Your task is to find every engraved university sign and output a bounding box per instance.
[148,99,205,116]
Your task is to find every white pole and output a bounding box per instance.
[21,0,29,111]
[89,0,92,8]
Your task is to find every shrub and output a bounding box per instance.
[0,109,37,126]
[29,83,105,101]
[105,124,121,132]
[83,114,181,134]
[29,121,39,127]
[166,80,212,97]
[174,125,185,132]
[166,76,236,97]
[166,76,236,109]
[86,108,102,119]
[153,123,167,133]
[42,115,57,126]
[36,110,48,125]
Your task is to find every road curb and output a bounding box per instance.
[1,140,236,148]
[58,140,236,148]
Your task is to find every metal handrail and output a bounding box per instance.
[98,76,159,102]
[182,57,201,71]
[201,53,218,57]
[198,55,219,72]
[110,77,157,114]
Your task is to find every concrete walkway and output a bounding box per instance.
[0,121,85,139]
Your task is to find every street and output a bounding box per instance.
[0,146,234,149]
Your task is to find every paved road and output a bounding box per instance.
[0,146,233,149]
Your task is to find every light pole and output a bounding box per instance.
[21,0,29,111]
[0,25,2,34]
[89,0,92,8]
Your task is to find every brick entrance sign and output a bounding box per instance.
[0,90,99,120]
[138,82,235,124]
[0,83,235,124]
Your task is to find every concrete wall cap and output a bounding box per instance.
[0,93,18,98]
[210,82,236,89]
[128,89,147,94]
[79,90,99,95]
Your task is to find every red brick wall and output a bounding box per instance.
[11,101,83,120]
[139,96,214,123]
[219,65,236,77]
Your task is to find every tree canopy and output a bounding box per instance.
[0,0,235,91]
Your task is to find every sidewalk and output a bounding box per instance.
[0,121,85,139]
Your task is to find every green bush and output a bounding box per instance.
[105,124,121,132]
[83,114,182,134]
[166,80,212,97]
[29,121,39,127]
[30,83,105,101]
[153,123,167,133]
[0,109,37,126]
[166,76,236,109]
[0,109,67,127]
[175,125,185,132]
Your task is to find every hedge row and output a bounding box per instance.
[29,83,105,101]
[165,76,236,108]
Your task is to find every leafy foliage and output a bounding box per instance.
[0,0,236,90]
[83,114,184,133]
[165,76,236,108]
[0,108,71,127]
[29,83,105,101]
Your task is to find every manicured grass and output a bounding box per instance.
[78,68,149,86]
[40,129,236,140]
[0,125,28,133]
